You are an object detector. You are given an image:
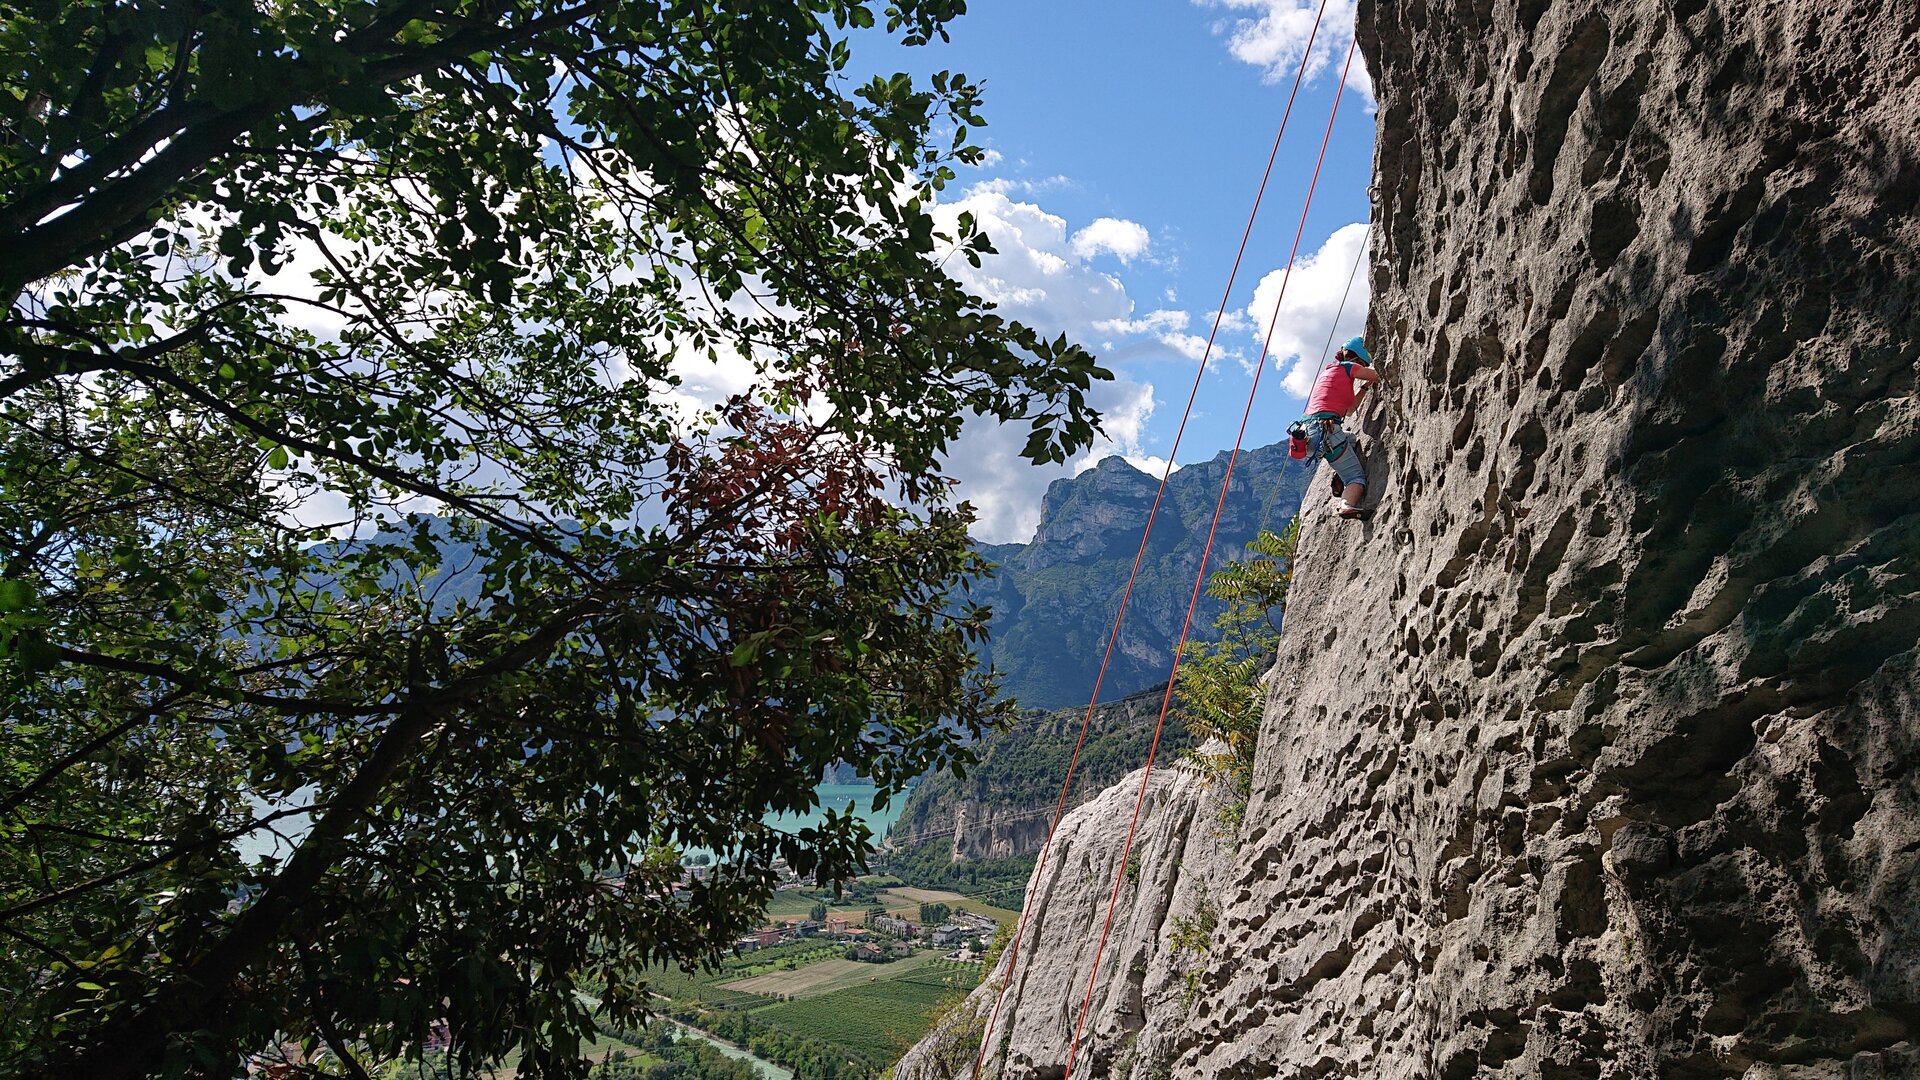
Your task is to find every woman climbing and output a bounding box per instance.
[1289,335,1379,519]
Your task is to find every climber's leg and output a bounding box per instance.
[1325,433,1368,518]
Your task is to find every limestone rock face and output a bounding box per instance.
[899,0,1919,1076]
[895,759,1240,1080]
[1186,0,1920,1075]
[889,688,1195,864]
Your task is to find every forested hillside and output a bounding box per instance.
[885,686,1193,875]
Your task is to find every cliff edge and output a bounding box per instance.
[901,0,1920,1076]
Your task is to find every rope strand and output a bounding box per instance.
[964,4,1338,1075]
[1061,38,1362,1080]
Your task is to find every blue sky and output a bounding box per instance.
[854,0,1378,541]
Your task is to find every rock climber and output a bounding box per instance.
[1288,335,1379,519]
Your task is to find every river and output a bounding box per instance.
[671,1024,794,1080]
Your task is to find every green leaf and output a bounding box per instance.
[0,578,33,612]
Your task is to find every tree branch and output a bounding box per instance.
[0,804,323,924]
[38,592,606,1080]
[3,0,615,294]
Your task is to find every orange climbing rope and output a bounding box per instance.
[965,5,1338,1076]
[1060,36,1362,1080]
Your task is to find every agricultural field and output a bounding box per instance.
[755,873,919,923]
[873,886,960,905]
[644,946,983,1075]
[722,951,942,999]
[749,961,982,1064]
[641,964,765,1009]
[875,887,1022,925]
[762,891,872,921]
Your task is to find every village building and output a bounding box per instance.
[871,913,914,938]
[950,910,997,931]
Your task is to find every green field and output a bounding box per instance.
[762,892,872,920]
[749,962,982,1063]
[643,947,984,1074]
[642,964,765,1009]
[724,950,946,999]
[874,887,1022,926]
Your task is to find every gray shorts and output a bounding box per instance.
[1311,424,1367,488]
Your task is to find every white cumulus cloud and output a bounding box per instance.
[931,189,1135,334]
[1241,221,1371,397]
[1092,308,1189,336]
[1068,217,1151,264]
[923,192,1197,542]
[1197,0,1374,100]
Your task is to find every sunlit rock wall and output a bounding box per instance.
[898,0,1919,1077]
[1180,0,1920,1076]
[898,0,1917,1076]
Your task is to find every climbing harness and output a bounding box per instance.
[966,6,1341,1079]
[1300,412,1343,455]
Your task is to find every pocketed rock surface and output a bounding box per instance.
[897,0,1920,1076]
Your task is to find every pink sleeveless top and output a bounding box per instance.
[1305,362,1359,417]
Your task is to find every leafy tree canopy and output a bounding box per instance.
[0,0,1108,1077]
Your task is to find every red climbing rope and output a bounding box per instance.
[966,5,1337,1076]
[1060,37,1362,1080]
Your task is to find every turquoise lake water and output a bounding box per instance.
[766,783,907,839]
[236,783,909,865]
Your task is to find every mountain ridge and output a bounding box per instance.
[969,442,1310,711]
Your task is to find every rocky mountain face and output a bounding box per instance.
[900,0,1920,1077]
[972,445,1310,712]
[895,759,1235,1080]
[888,687,1192,863]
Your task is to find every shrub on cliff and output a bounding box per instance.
[1174,521,1298,821]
